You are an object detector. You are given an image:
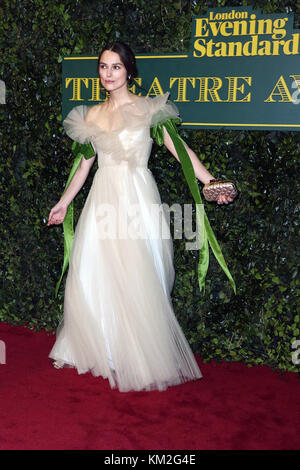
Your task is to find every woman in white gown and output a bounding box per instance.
[47,42,234,392]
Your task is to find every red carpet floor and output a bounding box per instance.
[0,322,299,450]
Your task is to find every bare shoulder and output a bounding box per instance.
[85,103,105,122]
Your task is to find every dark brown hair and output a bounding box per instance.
[97,41,138,85]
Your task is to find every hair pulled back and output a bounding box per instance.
[97,41,138,85]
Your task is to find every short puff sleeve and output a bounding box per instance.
[149,92,181,127]
[63,105,98,150]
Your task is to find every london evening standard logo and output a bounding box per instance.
[192,8,300,58]
[184,7,300,112]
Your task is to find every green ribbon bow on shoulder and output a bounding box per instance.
[55,119,236,297]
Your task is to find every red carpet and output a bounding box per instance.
[0,322,299,450]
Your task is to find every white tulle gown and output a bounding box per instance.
[49,92,202,392]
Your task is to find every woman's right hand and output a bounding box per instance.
[47,202,68,226]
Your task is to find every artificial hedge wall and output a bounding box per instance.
[0,0,299,373]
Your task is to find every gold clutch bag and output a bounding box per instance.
[203,179,238,202]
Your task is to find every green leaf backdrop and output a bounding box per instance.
[0,0,299,373]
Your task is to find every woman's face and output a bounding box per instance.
[99,50,128,93]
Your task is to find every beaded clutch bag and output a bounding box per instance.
[203,179,238,202]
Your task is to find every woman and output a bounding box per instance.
[47,42,235,392]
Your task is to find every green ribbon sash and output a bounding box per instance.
[151,118,237,295]
[55,141,95,297]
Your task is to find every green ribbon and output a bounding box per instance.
[151,118,237,295]
[55,141,95,297]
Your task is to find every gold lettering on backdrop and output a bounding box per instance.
[193,10,299,57]
[283,34,300,54]
[196,76,252,102]
[195,77,223,102]
[147,77,164,97]
[193,34,300,57]
[167,76,252,103]
[64,74,300,105]
[65,77,143,101]
[209,10,249,21]
[195,13,288,38]
[88,78,102,101]
[193,39,207,58]
[129,78,143,96]
[169,77,196,102]
[65,77,109,102]
[225,76,252,102]
[195,18,209,37]
[264,75,294,102]
[65,78,89,101]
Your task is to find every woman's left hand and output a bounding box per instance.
[217,194,235,205]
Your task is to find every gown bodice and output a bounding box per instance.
[62,92,180,170]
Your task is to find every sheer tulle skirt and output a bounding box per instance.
[49,165,202,392]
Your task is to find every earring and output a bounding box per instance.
[128,74,132,81]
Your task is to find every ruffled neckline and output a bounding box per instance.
[84,92,170,135]
[62,91,178,145]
